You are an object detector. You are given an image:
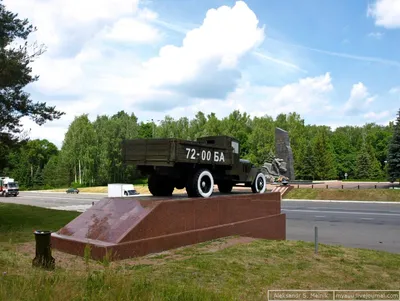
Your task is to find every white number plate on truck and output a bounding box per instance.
[185,148,225,162]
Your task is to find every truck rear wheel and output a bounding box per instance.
[251,172,266,193]
[148,174,174,197]
[187,169,214,198]
[175,178,186,190]
[218,181,233,193]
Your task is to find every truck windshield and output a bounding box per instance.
[127,190,137,195]
[8,183,17,188]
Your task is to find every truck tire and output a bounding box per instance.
[148,174,161,196]
[161,180,174,196]
[148,174,174,197]
[251,172,266,193]
[175,178,186,190]
[218,181,233,193]
[191,169,214,198]
[185,176,196,197]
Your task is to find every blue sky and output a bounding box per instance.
[4,0,400,147]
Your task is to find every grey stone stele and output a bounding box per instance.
[275,127,295,180]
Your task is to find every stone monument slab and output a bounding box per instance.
[51,193,286,261]
[275,127,295,180]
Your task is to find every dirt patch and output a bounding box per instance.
[15,242,103,271]
[198,236,256,253]
[13,236,258,271]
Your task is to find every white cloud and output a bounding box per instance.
[389,87,400,94]
[368,32,384,39]
[21,71,337,148]
[26,0,266,108]
[6,0,267,147]
[363,111,390,120]
[266,37,400,67]
[137,7,159,21]
[3,0,156,51]
[101,18,161,43]
[245,72,334,116]
[155,72,335,122]
[20,96,112,147]
[252,51,307,73]
[367,0,400,29]
[344,82,375,115]
[137,1,265,92]
[6,0,392,150]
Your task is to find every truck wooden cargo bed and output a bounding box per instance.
[122,138,233,167]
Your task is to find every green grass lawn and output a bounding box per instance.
[285,188,400,201]
[1,204,400,300]
[0,203,80,243]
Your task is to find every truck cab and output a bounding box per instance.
[0,177,19,197]
[196,136,255,181]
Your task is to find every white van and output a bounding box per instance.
[108,184,140,197]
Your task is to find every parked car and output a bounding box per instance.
[66,188,79,194]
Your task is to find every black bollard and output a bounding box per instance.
[32,230,55,270]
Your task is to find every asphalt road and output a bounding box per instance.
[2,192,400,253]
[283,201,400,253]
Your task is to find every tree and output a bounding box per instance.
[355,142,371,179]
[387,109,400,182]
[43,154,70,188]
[61,115,96,185]
[302,140,316,180]
[246,115,274,165]
[0,1,64,144]
[313,128,337,180]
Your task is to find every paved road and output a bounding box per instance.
[2,192,400,253]
[282,201,400,253]
[0,191,105,211]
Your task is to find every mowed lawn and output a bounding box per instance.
[0,203,400,300]
[285,188,400,201]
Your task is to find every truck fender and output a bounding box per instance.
[248,167,262,184]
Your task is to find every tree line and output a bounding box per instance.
[1,109,399,190]
[1,1,399,189]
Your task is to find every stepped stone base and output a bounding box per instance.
[271,185,294,197]
[51,192,286,261]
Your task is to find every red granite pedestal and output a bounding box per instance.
[51,192,286,261]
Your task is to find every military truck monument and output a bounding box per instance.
[122,135,267,198]
[50,135,286,261]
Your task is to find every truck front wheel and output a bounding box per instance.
[251,172,266,193]
[190,169,214,198]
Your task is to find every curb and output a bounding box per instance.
[282,199,400,204]
[23,191,107,195]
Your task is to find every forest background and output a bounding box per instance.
[1,0,399,190]
[1,109,398,190]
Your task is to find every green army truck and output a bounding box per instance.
[121,135,267,198]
